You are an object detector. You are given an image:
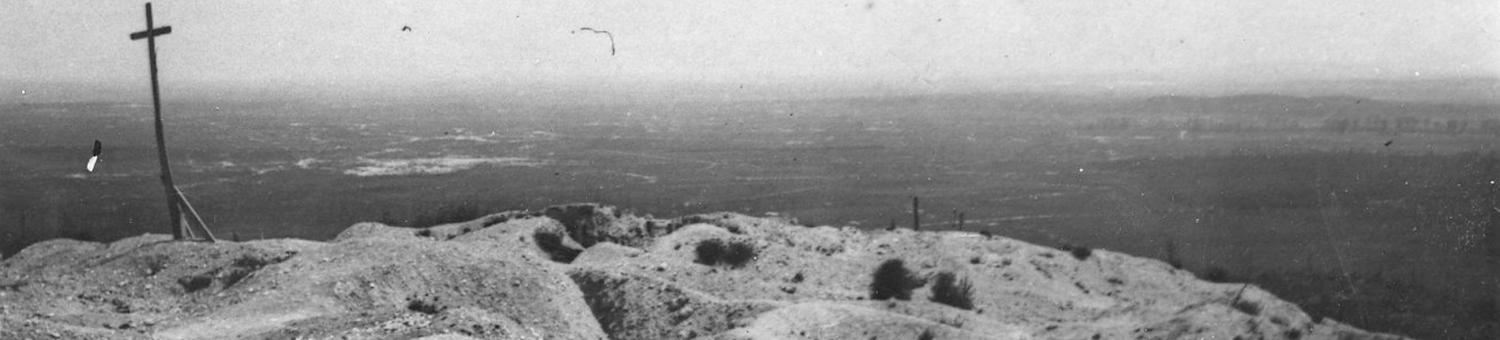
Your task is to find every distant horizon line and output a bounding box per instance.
[4,75,1496,106]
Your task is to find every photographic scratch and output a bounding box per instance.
[574,27,616,56]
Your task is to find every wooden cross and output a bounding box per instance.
[129,3,213,242]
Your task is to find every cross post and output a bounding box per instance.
[130,2,183,240]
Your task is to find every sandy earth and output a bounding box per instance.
[0,203,1406,339]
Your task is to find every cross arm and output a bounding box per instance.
[129,26,172,40]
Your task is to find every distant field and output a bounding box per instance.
[3,94,1498,338]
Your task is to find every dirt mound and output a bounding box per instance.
[1,220,603,340]
[1,203,1408,339]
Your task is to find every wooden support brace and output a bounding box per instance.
[174,186,217,243]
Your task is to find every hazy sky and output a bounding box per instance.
[3,0,1497,97]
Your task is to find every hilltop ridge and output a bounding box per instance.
[0,203,1406,339]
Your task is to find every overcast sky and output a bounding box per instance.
[3,0,1497,98]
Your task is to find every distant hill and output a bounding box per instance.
[1120,94,1499,119]
[1261,77,1500,106]
[794,90,1498,122]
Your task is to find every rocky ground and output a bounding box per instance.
[0,203,1408,339]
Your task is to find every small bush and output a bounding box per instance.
[178,275,213,293]
[407,298,444,315]
[695,238,758,268]
[929,271,975,310]
[870,259,923,301]
[1201,266,1231,283]
[917,329,936,340]
[723,241,757,267]
[695,239,726,265]
[534,230,581,263]
[1062,244,1093,261]
[1232,299,1261,316]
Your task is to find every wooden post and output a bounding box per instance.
[130,3,183,240]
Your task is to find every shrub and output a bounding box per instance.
[870,259,923,301]
[929,271,975,310]
[406,298,444,315]
[695,239,726,265]
[1232,299,1261,316]
[1201,266,1231,283]
[917,329,936,340]
[534,230,581,263]
[723,240,757,267]
[1061,244,1093,261]
[178,275,213,293]
[695,238,758,268]
[411,204,484,229]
